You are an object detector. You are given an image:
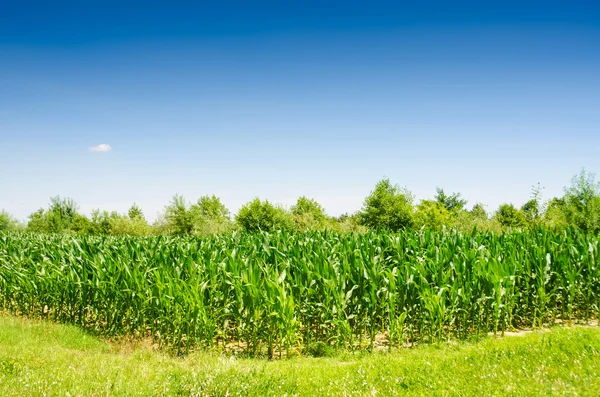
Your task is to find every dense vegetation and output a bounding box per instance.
[1,229,598,356]
[2,169,600,236]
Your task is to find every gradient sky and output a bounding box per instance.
[1,1,599,221]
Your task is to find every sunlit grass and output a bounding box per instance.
[1,314,599,396]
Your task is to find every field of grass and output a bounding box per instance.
[1,314,599,396]
[1,229,599,356]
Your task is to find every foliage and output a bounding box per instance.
[128,203,145,220]
[435,188,467,212]
[414,200,453,229]
[335,213,368,233]
[563,169,600,233]
[291,197,329,230]
[1,229,598,356]
[191,195,235,235]
[494,203,526,228]
[359,179,414,231]
[543,197,569,229]
[164,195,195,235]
[0,211,21,231]
[470,203,488,219]
[110,216,152,236]
[13,169,600,236]
[235,198,294,232]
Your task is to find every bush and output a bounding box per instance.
[359,179,414,231]
[191,195,235,235]
[414,200,453,230]
[291,197,329,231]
[0,210,21,231]
[563,169,600,233]
[494,204,526,228]
[235,198,294,232]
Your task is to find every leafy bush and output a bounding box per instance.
[290,197,329,230]
[0,211,21,231]
[494,204,526,228]
[235,198,294,232]
[414,200,453,230]
[563,169,600,233]
[359,179,414,231]
[191,195,235,235]
[435,188,467,212]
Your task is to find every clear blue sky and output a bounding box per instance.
[1,0,599,221]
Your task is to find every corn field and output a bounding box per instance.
[0,230,598,356]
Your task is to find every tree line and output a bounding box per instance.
[1,169,599,236]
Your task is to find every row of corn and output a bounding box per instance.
[0,229,598,355]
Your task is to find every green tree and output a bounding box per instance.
[235,198,293,232]
[291,197,326,219]
[290,196,329,230]
[128,203,145,220]
[190,195,234,235]
[71,214,94,234]
[26,209,49,233]
[110,216,152,236]
[47,196,79,232]
[543,197,569,229]
[164,195,194,235]
[563,169,600,233]
[89,210,121,235]
[470,203,488,220]
[435,188,467,212]
[359,179,414,231]
[0,210,21,231]
[335,212,368,233]
[414,200,453,230]
[494,204,526,228]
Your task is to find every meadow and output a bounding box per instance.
[1,229,598,357]
[2,314,599,396]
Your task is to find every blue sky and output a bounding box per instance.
[1,1,599,221]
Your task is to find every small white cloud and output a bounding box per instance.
[89,144,112,152]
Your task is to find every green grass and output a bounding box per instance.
[1,314,600,396]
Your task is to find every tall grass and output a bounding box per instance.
[0,229,598,355]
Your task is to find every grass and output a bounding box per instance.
[1,314,600,396]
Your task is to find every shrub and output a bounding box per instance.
[494,204,526,228]
[359,179,414,231]
[235,198,294,232]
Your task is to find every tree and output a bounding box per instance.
[291,197,326,219]
[27,209,49,233]
[359,179,414,231]
[494,204,526,228]
[87,210,121,235]
[47,196,79,233]
[335,212,367,233]
[128,203,145,220]
[291,196,329,230]
[110,216,152,236]
[235,198,293,232]
[543,197,569,229]
[193,195,230,221]
[521,199,539,225]
[164,195,194,235]
[435,188,467,212]
[563,169,600,233]
[0,210,21,231]
[521,183,547,228]
[25,197,81,234]
[190,195,234,235]
[470,203,488,220]
[414,200,452,230]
